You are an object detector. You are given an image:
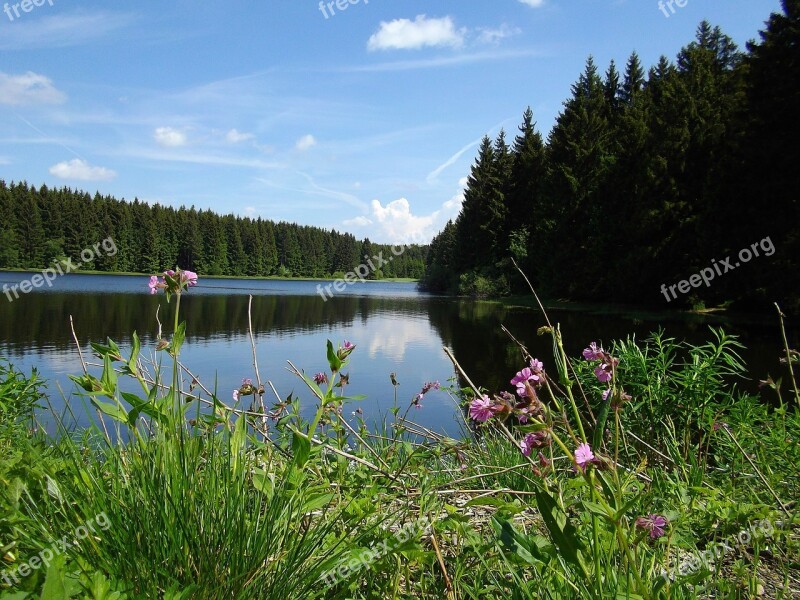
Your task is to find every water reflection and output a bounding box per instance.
[0,275,796,437]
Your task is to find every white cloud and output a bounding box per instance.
[0,71,66,106]
[49,159,117,181]
[0,157,10,165]
[369,198,437,244]
[226,128,255,143]
[295,134,317,151]
[477,24,522,45]
[154,127,187,147]
[519,0,545,7]
[368,15,465,51]
[343,215,373,227]
[0,11,136,51]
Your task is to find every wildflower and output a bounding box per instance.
[602,388,612,402]
[148,267,198,296]
[582,342,604,361]
[181,270,198,287]
[520,431,550,457]
[529,358,545,374]
[574,442,595,471]
[232,389,239,402]
[469,395,495,423]
[337,340,356,361]
[313,372,328,385]
[511,367,542,397]
[635,514,668,539]
[421,381,441,394]
[594,364,612,383]
[148,275,161,295]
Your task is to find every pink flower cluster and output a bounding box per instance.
[468,358,547,425]
[414,381,441,408]
[148,269,198,295]
[582,341,619,384]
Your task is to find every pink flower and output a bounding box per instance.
[232,389,239,402]
[635,514,668,539]
[469,395,495,422]
[511,367,542,397]
[594,364,612,383]
[520,431,550,457]
[148,275,160,295]
[181,270,198,287]
[574,442,595,471]
[313,372,327,385]
[582,342,603,361]
[529,358,544,374]
[343,340,354,350]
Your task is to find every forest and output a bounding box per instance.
[422,10,799,312]
[0,181,427,280]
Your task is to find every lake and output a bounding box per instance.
[0,272,794,437]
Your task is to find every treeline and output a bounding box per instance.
[422,3,799,311]
[0,181,427,279]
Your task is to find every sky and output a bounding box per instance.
[0,0,783,244]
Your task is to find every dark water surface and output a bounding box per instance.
[0,272,795,437]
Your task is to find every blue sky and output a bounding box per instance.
[0,0,781,244]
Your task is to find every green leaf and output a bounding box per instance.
[326,339,342,373]
[100,354,117,399]
[535,488,583,570]
[300,492,334,513]
[91,398,128,424]
[292,431,311,469]
[252,468,275,498]
[127,331,141,376]
[593,392,612,450]
[230,415,247,475]
[169,321,187,357]
[583,501,614,521]
[40,554,81,599]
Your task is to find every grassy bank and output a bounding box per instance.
[1,274,798,598]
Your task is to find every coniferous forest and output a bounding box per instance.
[0,181,427,280]
[422,8,800,312]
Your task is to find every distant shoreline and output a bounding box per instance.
[0,269,418,284]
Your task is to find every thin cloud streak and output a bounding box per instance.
[340,49,545,73]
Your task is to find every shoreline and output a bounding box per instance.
[0,269,418,284]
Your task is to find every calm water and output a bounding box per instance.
[0,272,795,437]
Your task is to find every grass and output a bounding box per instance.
[0,273,798,599]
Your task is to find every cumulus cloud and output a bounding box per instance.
[0,71,66,106]
[154,127,187,147]
[368,15,465,51]
[49,159,117,181]
[295,134,317,151]
[226,128,254,143]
